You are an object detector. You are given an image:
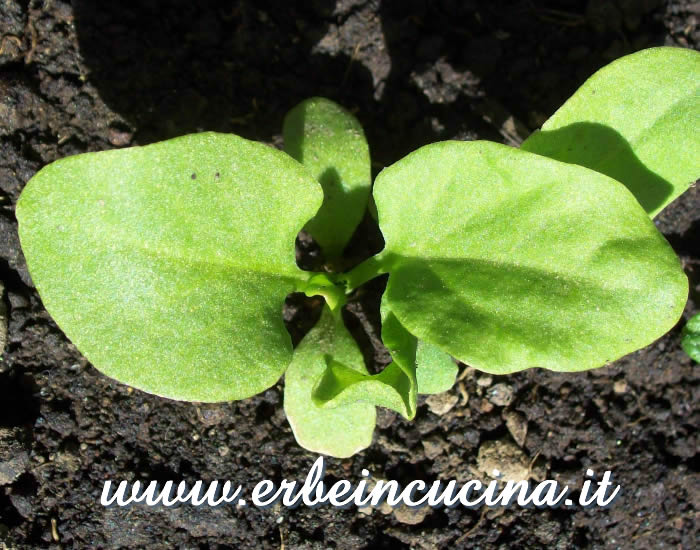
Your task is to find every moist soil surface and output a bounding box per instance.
[1,1,699,548]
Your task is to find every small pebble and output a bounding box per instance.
[425,393,459,416]
[422,436,447,460]
[488,383,514,407]
[107,126,133,147]
[503,411,528,447]
[393,505,429,525]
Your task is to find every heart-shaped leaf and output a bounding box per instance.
[522,47,700,217]
[374,140,688,375]
[283,97,371,259]
[17,132,322,402]
[284,306,375,457]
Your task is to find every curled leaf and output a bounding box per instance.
[382,303,457,395]
[310,301,417,419]
[284,306,375,457]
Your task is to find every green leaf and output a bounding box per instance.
[381,302,457,395]
[284,306,375,457]
[17,132,322,402]
[283,97,371,259]
[375,140,688,375]
[416,339,458,394]
[311,304,417,419]
[522,47,700,217]
[681,314,700,362]
[299,272,347,311]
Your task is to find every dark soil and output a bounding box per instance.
[1,1,699,548]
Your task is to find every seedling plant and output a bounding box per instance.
[16,47,700,456]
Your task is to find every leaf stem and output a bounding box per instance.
[338,253,389,292]
[299,272,347,310]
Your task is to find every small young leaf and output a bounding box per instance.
[375,140,688,375]
[284,306,375,457]
[416,340,458,395]
[522,47,700,217]
[299,272,347,311]
[311,305,417,419]
[376,307,417,415]
[338,258,457,394]
[312,359,415,418]
[17,132,322,402]
[681,314,700,362]
[381,304,457,395]
[283,97,371,259]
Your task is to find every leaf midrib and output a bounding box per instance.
[87,230,303,283]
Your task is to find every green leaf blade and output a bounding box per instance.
[310,306,418,420]
[375,140,688,374]
[522,47,700,217]
[284,307,375,457]
[382,305,458,395]
[416,339,458,395]
[312,360,414,418]
[681,314,700,362]
[283,97,371,259]
[17,132,323,402]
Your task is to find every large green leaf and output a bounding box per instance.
[283,97,371,259]
[522,47,700,217]
[17,132,322,402]
[375,140,688,375]
[284,306,375,457]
